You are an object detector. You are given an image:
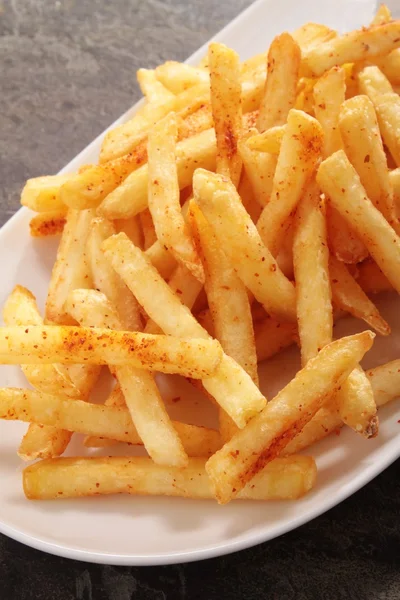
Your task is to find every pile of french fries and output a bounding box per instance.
[5,4,400,506]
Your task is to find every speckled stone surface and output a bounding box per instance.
[1,0,400,598]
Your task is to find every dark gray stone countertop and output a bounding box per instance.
[1,1,400,598]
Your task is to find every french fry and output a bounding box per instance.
[370,4,392,26]
[357,65,392,103]
[367,359,400,406]
[167,264,203,311]
[335,364,378,437]
[45,209,94,325]
[208,43,242,186]
[193,169,296,322]
[373,49,400,85]
[0,326,222,378]
[155,61,209,94]
[137,68,176,103]
[339,94,399,229]
[102,233,267,428]
[355,258,393,294]
[292,22,337,50]
[145,241,177,280]
[246,125,285,154]
[98,128,217,220]
[88,217,142,331]
[23,455,316,501]
[0,389,222,457]
[29,211,67,237]
[237,171,263,222]
[238,138,277,207]
[293,182,332,366]
[317,150,400,294]
[83,385,124,448]
[147,113,204,282]
[257,110,324,256]
[66,290,188,467]
[21,174,70,212]
[302,22,400,77]
[373,92,400,168]
[257,33,301,132]
[206,331,374,503]
[389,167,400,214]
[255,317,297,363]
[114,216,144,249]
[329,255,390,335]
[139,209,157,250]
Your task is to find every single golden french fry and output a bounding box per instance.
[370,4,392,26]
[206,331,374,503]
[0,389,221,457]
[355,258,393,295]
[302,22,400,77]
[373,49,400,85]
[317,150,400,295]
[313,66,345,157]
[374,92,400,167]
[102,233,267,428]
[29,211,67,237]
[246,126,285,154]
[257,33,301,132]
[137,68,176,103]
[238,138,277,207]
[0,326,222,377]
[327,208,368,264]
[98,128,217,220]
[335,365,378,437]
[257,109,324,256]
[145,241,177,280]
[237,171,263,222]
[358,64,393,103]
[292,22,337,51]
[339,94,399,229]
[66,290,188,467]
[88,217,142,331]
[367,359,400,406]
[147,113,204,282]
[139,209,157,250]
[155,61,209,94]
[193,169,297,322]
[209,43,242,186]
[21,174,70,212]
[254,317,297,363]
[330,255,391,335]
[23,455,316,501]
[293,182,332,366]
[45,209,94,325]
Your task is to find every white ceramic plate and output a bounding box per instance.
[2,0,398,567]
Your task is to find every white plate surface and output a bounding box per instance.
[2,0,397,567]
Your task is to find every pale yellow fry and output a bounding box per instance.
[293,182,332,366]
[329,255,390,335]
[155,61,209,94]
[206,331,374,504]
[257,33,301,132]
[317,150,400,295]
[255,317,297,363]
[45,209,94,325]
[327,207,368,264]
[257,109,324,256]
[246,126,285,154]
[302,22,400,77]
[355,258,393,295]
[137,68,176,103]
[102,233,266,428]
[367,359,400,406]
[358,65,393,103]
[147,113,204,283]
[98,128,217,220]
[209,43,242,185]
[139,209,157,250]
[374,92,400,167]
[29,211,66,238]
[193,169,296,322]
[339,94,399,228]
[371,4,392,26]
[21,174,70,212]
[114,216,144,249]
[291,22,337,51]
[23,455,316,501]
[237,171,263,222]
[238,138,277,207]
[335,365,378,438]
[88,217,142,331]
[145,241,177,280]
[0,389,221,457]
[67,290,188,467]
[373,49,400,85]
[0,326,221,377]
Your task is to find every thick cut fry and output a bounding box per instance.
[0,326,222,378]
[329,255,390,335]
[29,211,67,237]
[193,169,296,322]
[292,22,337,51]
[45,209,94,325]
[355,258,392,294]
[302,22,400,77]
[374,92,400,167]
[373,49,400,85]
[155,61,209,94]
[246,126,285,154]
[23,455,316,501]
[339,95,398,228]
[145,241,177,280]
[206,331,374,504]
[255,317,297,363]
[21,174,70,212]
[0,389,221,457]
[358,65,393,103]
[335,365,378,437]
[209,43,242,185]
[257,110,324,256]
[88,218,142,331]
[293,183,332,366]
[137,68,176,103]
[66,290,188,467]
[98,128,217,220]
[257,33,301,132]
[317,150,400,295]
[102,234,267,428]
[147,113,204,282]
